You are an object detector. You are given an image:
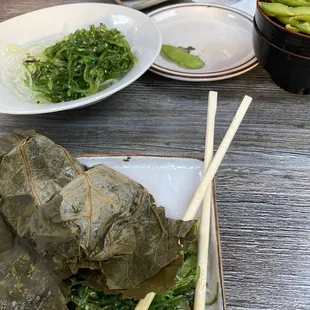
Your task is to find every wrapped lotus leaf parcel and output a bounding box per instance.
[0,215,69,310]
[0,130,85,206]
[0,131,197,309]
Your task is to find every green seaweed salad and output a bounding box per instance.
[68,244,218,310]
[23,24,136,103]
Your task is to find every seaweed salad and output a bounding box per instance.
[1,24,136,103]
[0,131,218,310]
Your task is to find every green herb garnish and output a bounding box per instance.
[23,24,136,103]
[69,287,138,310]
[69,243,219,310]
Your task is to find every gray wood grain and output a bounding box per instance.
[1,1,310,309]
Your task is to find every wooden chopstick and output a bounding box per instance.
[182,95,252,221]
[135,95,216,310]
[135,94,252,310]
[194,91,217,309]
[134,94,216,310]
[135,292,155,310]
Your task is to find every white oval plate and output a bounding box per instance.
[0,3,161,115]
[148,3,258,82]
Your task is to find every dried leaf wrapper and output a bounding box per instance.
[0,132,197,306]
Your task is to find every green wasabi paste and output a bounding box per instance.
[161,44,205,70]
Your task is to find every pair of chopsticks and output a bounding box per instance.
[135,92,253,310]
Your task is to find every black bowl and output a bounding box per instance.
[253,17,310,94]
[255,0,310,57]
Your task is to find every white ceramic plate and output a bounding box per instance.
[191,0,256,17]
[113,0,255,16]
[0,3,161,115]
[148,3,258,82]
[77,155,226,310]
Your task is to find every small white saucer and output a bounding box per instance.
[148,3,258,82]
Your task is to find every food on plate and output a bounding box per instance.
[161,44,205,69]
[259,1,310,34]
[273,0,310,6]
[0,24,136,103]
[0,215,69,309]
[0,131,217,309]
[69,243,209,309]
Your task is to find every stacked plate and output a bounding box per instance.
[148,3,258,82]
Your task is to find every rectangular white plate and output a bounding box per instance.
[77,155,226,309]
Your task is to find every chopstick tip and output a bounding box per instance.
[244,95,253,101]
[209,90,217,94]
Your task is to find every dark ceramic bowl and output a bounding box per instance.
[255,0,310,57]
[253,17,310,94]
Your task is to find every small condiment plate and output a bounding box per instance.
[148,3,258,81]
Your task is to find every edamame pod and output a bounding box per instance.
[161,44,205,69]
[276,16,292,21]
[276,16,292,24]
[259,2,310,16]
[276,16,300,30]
[286,24,300,31]
[277,15,310,33]
[290,18,310,32]
[272,0,310,7]
[294,14,310,20]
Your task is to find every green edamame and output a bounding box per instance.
[275,15,292,24]
[277,15,310,33]
[286,24,300,31]
[259,2,310,16]
[161,44,205,69]
[288,18,310,33]
[272,0,310,7]
[259,1,310,34]
[294,14,310,20]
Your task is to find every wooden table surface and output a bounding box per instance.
[1,1,310,309]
